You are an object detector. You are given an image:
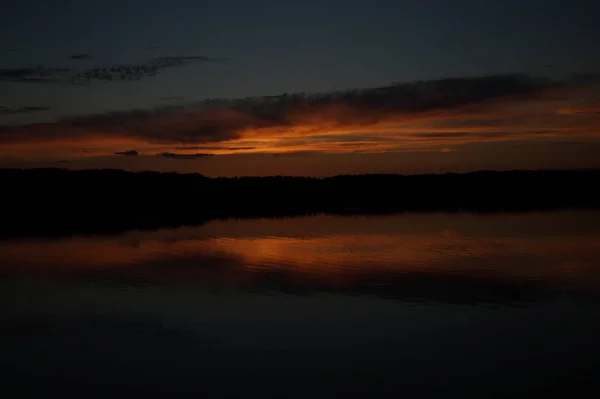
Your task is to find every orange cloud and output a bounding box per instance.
[557,106,600,115]
[1,74,599,160]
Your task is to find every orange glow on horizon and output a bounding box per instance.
[1,83,600,162]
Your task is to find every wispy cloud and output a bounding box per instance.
[0,66,70,83]
[68,55,224,84]
[1,74,599,159]
[114,150,139,156]
[557,106,600,115]
[174,145,256,151]
[157,152,214,159]
[68,53,94,60]
[0,55,223,85]
[0,105,50,115]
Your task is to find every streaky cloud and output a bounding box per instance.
[68,53,94,60]
[174,145,256,151]
[69,55,224,84]
[417,132,472,139]
[114,150,139,156]
[0,73,597,158]
[0,105,50,115]
[558,107,600,115]
[2,55,223,85]
[158,152,214,159]
[0,66,70,83]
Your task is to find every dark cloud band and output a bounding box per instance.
[0,105,50,115]
[157,152,214,159]
[0,74,590,150]
[0,55,223,85]
[114,150,139,156]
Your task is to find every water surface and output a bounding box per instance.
[2,210,600,397]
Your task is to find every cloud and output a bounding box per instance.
[1,73,599,159]
[0,106,50,115]
[68,55,224,84]
[160,96,186,101]
[1,55,223,85]
[68,53,94,60]
[114,150,139,156]
[55,107,247,143]
[416,132,472,139]
[271,150,321,156]
[557,107,600,115]
[0,66,70,83]
[174,145,256,151]
[157,152,214,159]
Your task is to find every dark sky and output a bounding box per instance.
[1,0,600,176]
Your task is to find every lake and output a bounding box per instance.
[2,210,600,397]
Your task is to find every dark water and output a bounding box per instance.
[2,210,600,397]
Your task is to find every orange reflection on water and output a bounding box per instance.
[196,233,600,283]
[2,211,600,292]
[0,238,171,270]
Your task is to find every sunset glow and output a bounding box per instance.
[3,81,600,158]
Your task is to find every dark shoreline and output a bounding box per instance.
[2,167,600,239]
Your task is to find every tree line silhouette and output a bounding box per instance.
[2,168,599,238]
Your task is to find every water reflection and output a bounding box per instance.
[2,210,600,305]
[3,211,600,396]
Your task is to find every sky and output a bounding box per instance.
[1,0,600,176]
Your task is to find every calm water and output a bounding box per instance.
[2,210,600,397]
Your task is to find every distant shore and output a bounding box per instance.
[2,168,600,238]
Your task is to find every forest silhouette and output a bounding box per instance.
[2,168,599,238]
